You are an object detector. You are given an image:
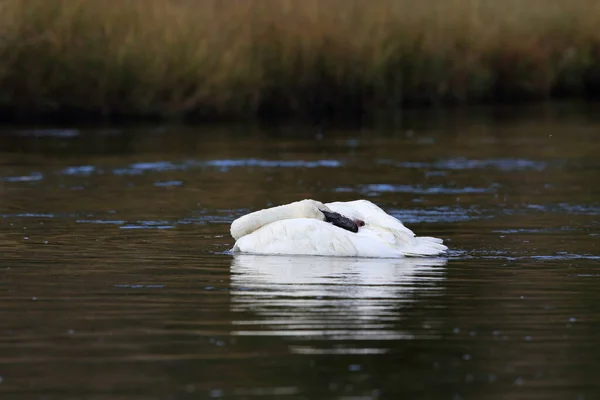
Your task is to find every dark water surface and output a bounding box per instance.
[1,107,599,399]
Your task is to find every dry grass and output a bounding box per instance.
[1,0,600,120]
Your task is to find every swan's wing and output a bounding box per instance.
[232,218,404,258]
[326,200,447,256]
[326,200,416,239]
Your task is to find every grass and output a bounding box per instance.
[1,0,600,121]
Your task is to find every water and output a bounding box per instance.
[1,106,599,399]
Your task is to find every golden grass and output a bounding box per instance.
[1,0,600,120]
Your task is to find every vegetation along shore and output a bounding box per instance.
[2,0,600,121]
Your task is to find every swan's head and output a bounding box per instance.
[296,199,365,233]
[321,210,365,233]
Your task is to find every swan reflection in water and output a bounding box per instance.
[230,254,448,351]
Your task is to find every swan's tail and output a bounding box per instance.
[403,236,448,257]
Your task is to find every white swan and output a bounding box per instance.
[230,199,447,258]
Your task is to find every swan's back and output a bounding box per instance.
[326,200,446,256]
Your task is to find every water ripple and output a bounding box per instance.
[390,206,487,223]
[109,159,342,175]
[154,180,183,187]
[201,159,341,169]
[120,221,175,230]
[61,165,97,176]
[369,184,492,194]
[1,172,44,182]
[1,212,58,218]
[335,184,494,195]
[16,129,80,138]
[379,157,549,171]
[461,250,600,261]
[76,219,125,225]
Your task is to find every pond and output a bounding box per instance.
[1,104,599,399]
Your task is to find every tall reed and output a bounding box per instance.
[1,0,599,120]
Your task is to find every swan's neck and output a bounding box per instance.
[230,199,329,240]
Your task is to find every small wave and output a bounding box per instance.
[154,180,183,187]
[113,284,165,289]
[555,203,600,215]
[179,213,235,225]
[493,227,579,234]
[357,184,493,195]
[111,159,342,175]
[1,172,44,182]
[61,165,97,176]
[458,250,600,261]
[201,159,342,169]
[76,219,125,225]
[530,254,600,261]
[521,203,600,215]
[114,161,178,175]
[390,206,486,223]
[1,212,57,218]
[57,159,343,177]
[379,157,548,171]
[16,129,79,138]
[120,220,174,229]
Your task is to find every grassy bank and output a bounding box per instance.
[1,0,600,121]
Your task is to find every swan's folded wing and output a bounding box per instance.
[326,200,417,240]
[326,200,447,256]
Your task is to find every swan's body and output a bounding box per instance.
[230,199,447,258]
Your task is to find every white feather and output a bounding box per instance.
[230,199,447,258]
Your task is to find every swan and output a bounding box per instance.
[230,199,447,258]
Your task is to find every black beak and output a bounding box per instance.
[320,210,359,233]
